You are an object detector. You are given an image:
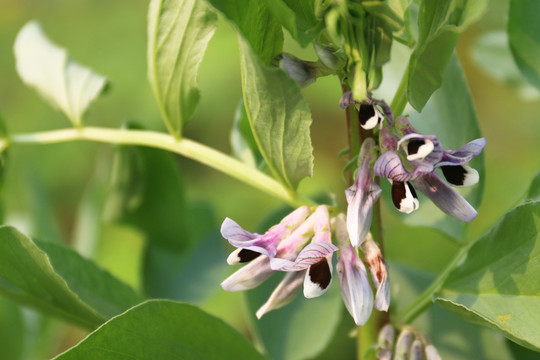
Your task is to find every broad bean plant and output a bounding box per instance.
[0,0,539,359]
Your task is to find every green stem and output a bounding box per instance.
[396,242,473,324]
[10,127,314,208]
[390,66,409,117]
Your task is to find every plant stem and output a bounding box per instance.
[10,127,314,208]
[396,242,472,324]
[390,66,409,117]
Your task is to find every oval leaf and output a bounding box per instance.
[261,0,322,47]
[239,37,314,189]
[14,21,108,127]
[404,54,485,240]
[205,0,283,65]
[148,0,217,137]
[437,201,540,352]
[54,300,266,360]
[0,226,143,329]
[508,0,540,90]
[406,0,486,111]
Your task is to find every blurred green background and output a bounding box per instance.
[0,0,539,359]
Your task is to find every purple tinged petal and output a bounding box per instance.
[335,215,374,325]
[394,328,414,360]
[374,151,419,182]
[346,163,382,247]
[410,340,426,360]
[362,239,390,311]
[395,116,417,135]
[337,243,374,325]
[413,172,478,222]
[221,206,310,259]
[221,256,274,292]
[340,91,357,109]
[379,127,398,152]
[256,271,304,319]
[425,345,442,360]
[438,137,486,166]
[279,53,317,88]
[270,242,338,271]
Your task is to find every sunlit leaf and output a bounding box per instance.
[205,0,283,65]
[391,264,514,360]
[0,226,143,329]
[261,0,322,47]
[54,300,266,360]
[148,0,217,137]
[407,0,487,111]
[230,100,264,168]
[14,21,107,127]
[437,201,540,352]
[239,37,314,189]
[472,31,540,101]
[404,55,484,240]
[508,0,540,91]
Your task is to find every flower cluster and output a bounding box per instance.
[219,94,485,327]
[377,324,442,360]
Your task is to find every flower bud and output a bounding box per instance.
[276,53,317,87]
[410,339,426,360]
[394,328,414,360]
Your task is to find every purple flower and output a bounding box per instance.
[346,138,382,246]
[374,123,486,221]
[335,215,374,325]
[339,91,392,130]
[220,206,338,317]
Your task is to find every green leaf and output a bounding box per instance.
[0,298,24,360]
[105,140,189,252]
[246,273,342,360]
[508,0,540,90]
[148,0,217,137]
[0,226,143,328]
[472,31,540,101]
[437,201,540,352]
[527,170,540,201]
[230,100,264,168]
[239,38,314,189]
[14,21,108,127]
[261,0,322,47]
[205,0,283,65]
[406,0,487,111]
[391,264,514,360]
[405,54,484,240]
[54,300,266,360]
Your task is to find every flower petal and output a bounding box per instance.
[438,137,486,166]
[440,164,479,187]
[303,255,333,298]
[362,239,390,311]
[391,181,419,214]
[256,271,304,319]
[227,248,261,265]
[359,104,384,130]
[271,242,338,271]
[413,172,478,222]
[397,134,442,163]
[346,165,382,247]
[221,256,274,292]
[278,53,317,88]
[374,151,418,182]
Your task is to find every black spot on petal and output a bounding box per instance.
[309,259,331,289]
[406,181,418,199]
[407,139,425,155]
[441,165,466,186]
[358,104,376,126]
[238,249,261,263]
[391,181,406,210]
